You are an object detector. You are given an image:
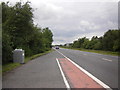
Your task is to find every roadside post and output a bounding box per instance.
[13,49,25,64]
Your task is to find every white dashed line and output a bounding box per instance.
[102,58,112,62]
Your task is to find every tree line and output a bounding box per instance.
[64,29,120,52]
[2,2,53,64]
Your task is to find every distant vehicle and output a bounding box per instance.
[55,46,59,49]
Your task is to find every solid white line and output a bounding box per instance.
[56,58,70,90]
[102,58,112,62]
[55,49,112,90]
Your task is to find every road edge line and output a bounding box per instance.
[56,58,70,89]
[55,49,112,90]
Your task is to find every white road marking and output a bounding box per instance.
[55,49,112,90]
[102,58,112,62]
[56,58,70,90]
[92,53,101,55]
[83,54,87,55]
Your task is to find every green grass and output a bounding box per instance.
[2,49,53,73]
[2,63,21,73]
[61,47,119,56]
[24,50,53,63]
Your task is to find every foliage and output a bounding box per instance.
[2,2,53,64]
[67,29,120,52]
[102,30,120,51]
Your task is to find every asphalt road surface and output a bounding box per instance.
[3,48,118,89]
[57,48,118,89]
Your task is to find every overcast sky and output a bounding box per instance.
[1,0,119,45]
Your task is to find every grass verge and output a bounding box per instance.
[2,49,53,73]
[61,47,119,56]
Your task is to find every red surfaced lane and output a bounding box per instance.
[58,58,105,89]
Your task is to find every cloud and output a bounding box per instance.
[79,20,100,31]
[33,2,63,21]
[1,0,118,45]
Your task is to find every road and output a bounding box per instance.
[3,48,118,89]
[57,48,118,89]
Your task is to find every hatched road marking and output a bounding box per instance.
[55,49,112,90]
[57,58,104,88]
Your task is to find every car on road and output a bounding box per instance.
[55,46,59,49]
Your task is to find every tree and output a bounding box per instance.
[2,31,13,64]
[81,39,90,49]
[94,41,102,50]
[42,27,53,49]
[2,2,53,64]
[102,30,120,51]
[72,41,80,48]
[2,2,14,64]
[70,29,119,52]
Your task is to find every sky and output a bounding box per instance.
[1,0,119,45]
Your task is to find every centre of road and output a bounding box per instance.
[55,49,112,90]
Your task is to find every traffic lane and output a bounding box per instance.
[58,48,118,69]
[57,48,118,88]
[55,49,112,89]
[59,48,118,62]
[60,48,118,72]
[58,48,118,88]
[82,52,119,63]
[58,48,118,67]
[3,51,66,88]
